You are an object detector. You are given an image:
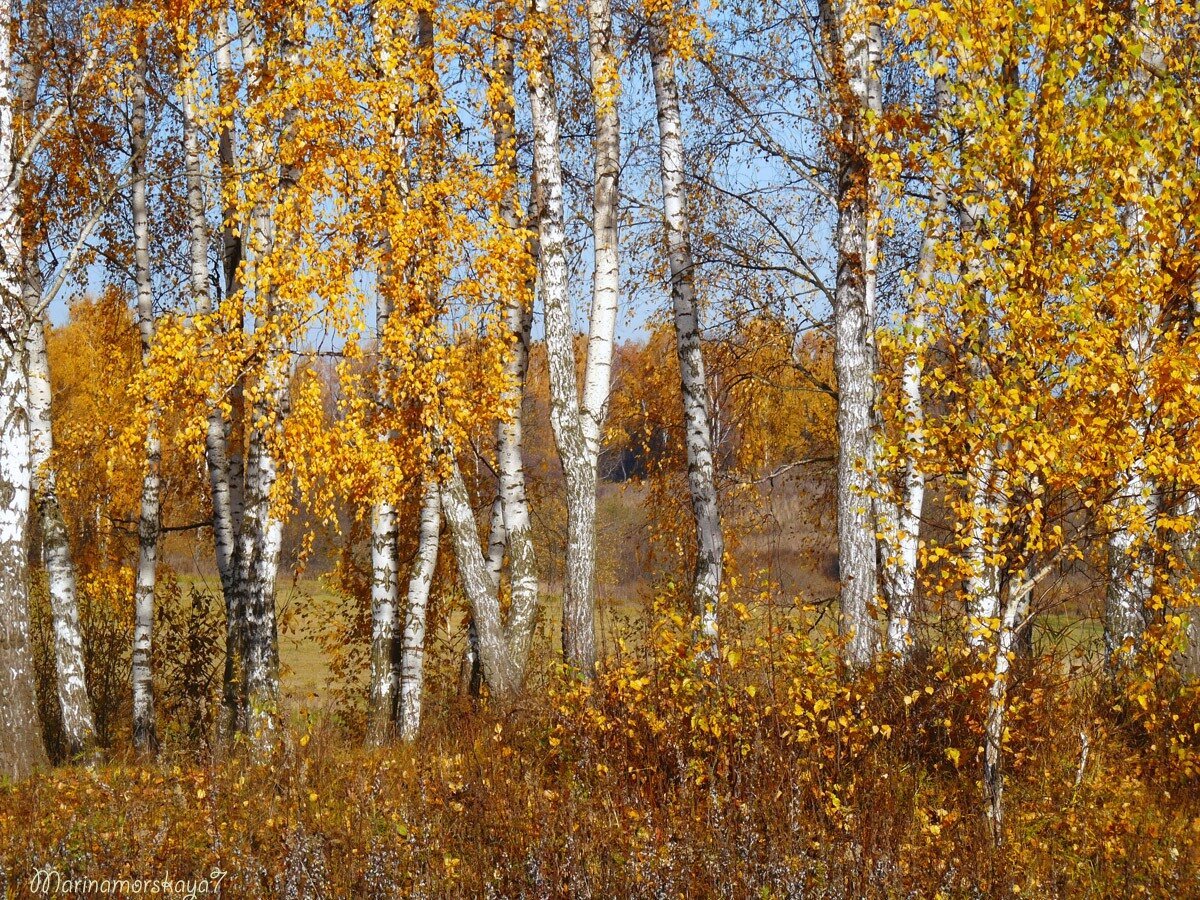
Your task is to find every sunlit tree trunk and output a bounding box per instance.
[180,32,245,746]
[398,477,440,741]
[209,7,249,743]
[879,76,947,660]
[0,24,46,772]
[818,0,881,667]
[964,453,1002,651]
[648,16,724,653]
[527,0,620,676]
[527,0,594,675]
[26,310,94,757]
[1102,4,1164,677]
[982,563,1042,846]
[130,45,160,754]
[0,301,45,780]
[13,0,93,759]
[1104,441,1156,672]
[231,8,306,744]
[490,21,539,677]
[440,456,520,697]
[367,494,400,746]
[236,386,284,741]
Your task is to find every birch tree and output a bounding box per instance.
[526,0,619,676]
[1102,2,1167,675]
[398,476,440,740]
[646,7,724,651]
[816,0,881,667]
[19,0,95,757]
[129,36,160,753]
[0,10,46,773]
[26,313,95,757]
[364,0,409,748]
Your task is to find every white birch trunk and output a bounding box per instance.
[26,311,95,756]
[210,8,249,741]
[648,18,724,652]
[880,357,923,658]
[982,564,1042,846]
[236,396,283,741]
[398,477,440,741]
[439,456,519,697]
[484,495,505,586]
[1103,4,1162,677]
[818,0,881,667]
[366,65,401,737]
[12,0,94,758]
[130,47,159,753]
[1104,450,1156,672]
[964,451,1001,651]
[528,0,615,676]
[365,6,403,744]
[879,74,947,659]
[182,43,246,744]
[0,304,45,781]
[366,491,400,744]
[581,0,619,460]
[230,9,304,743]
[0,39,46,770]
[490,26,540,675]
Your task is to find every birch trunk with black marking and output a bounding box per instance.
[236,394,284,742]
[232,10,306,744]
[648,17,724,652]
[209,8,249,742]
[0,26,46,772]
[818,0,880,667]
[489,24,539,678]
[440,456,520,697]
[879,75,947,659]
[398,477,440,741]
[1104,445,1156,672]
[130,47,160,753]
[367,495,400,745]
[982,536,1047,843]
[964,452,1002,651]
[14,0,93,757]
[982,563,1044,846]
[1102,4,1165,677]
[26,311,94,756]
[527,0,620,676]
[0,298,45,781]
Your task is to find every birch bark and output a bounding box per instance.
[982,563,1044,846]
[367,493,400,744]
[489,23,539,676]
[1103,7,1161,674]
[26,310,94,755]
[130,45,160,753]
[648,16,724,652]
[440,456,520,697]
[0,296,45,780]
[527,0,620,676]
[878,74,949,659]
[365,2,404,740]
[817,0,881,667]
[210,7,249,742]
[0,15,46,769]
[398,477,440,741]
[15,0,94,758]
